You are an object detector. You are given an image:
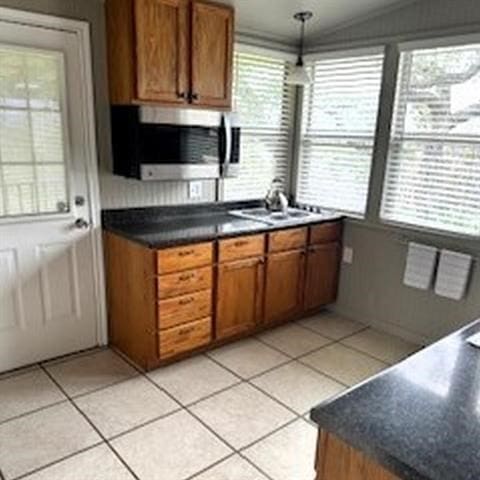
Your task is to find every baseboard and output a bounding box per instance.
[329,305,432,346]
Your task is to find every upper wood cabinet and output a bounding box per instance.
[105,0,234,109]
[191,0,233,108]
[135,0,189,104]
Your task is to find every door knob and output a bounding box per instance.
[74,218,90,229]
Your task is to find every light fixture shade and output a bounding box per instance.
[286,64,311,86]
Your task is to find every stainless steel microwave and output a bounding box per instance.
[111,106,241,181]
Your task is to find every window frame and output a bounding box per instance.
[218,42,297,202]
[294,46,386,218]
[379,34,480,239]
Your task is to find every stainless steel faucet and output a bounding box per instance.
[265,177,289,214]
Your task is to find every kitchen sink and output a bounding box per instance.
[229,207,336,226]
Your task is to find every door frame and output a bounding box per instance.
[0,7,108,345]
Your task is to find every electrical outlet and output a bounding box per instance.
[189,181,203,200]
[343,246,354,264]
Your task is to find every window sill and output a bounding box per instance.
[344,216,480,253]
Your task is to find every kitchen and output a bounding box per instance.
[0,0,480,479]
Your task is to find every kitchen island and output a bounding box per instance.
[310,319,480,480]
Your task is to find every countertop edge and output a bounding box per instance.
[103,216,345,249]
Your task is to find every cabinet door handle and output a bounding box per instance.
[177,91,187,99]
[190,92,199,101]
[178,250,195,257]
[234,240,249,247]
[179,273,195,282]
[179,297,195,306]
[178,326,195,336]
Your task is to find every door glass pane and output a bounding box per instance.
[0,45,68,218]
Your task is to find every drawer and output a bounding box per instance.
[158,289,212,330]
[157,242,213,274]
[219,234,265,263]
[269,228,307,253]
[159,317,212,360]
[310,222,343,245]
[158,266,212,299]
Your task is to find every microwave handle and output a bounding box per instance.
[222,114,233,177]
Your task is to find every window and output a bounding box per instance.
[381,40,480,236]
[0,45,68,218]
[222,49,295,201]
[296,49,385,216]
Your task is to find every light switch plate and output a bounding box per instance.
[343,247,354,264]
[189,181,203,200]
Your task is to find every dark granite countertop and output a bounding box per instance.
[102,201,343,248]
[310,319,480,480]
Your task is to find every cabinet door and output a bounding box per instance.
[191,0,234,108]
[304,243,341,311]
[216,257,264,340]
[264,250,306,324]
[134,0,189,103]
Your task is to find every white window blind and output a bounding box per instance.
[381,41,480,236]
[0,45,68,218]
[297,50,385,216]
[223,50,295,201]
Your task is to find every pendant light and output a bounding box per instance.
[286,11,313,86]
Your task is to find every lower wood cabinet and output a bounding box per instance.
[305,242,341,311]
[104,220,343,370]
[216,257,265,340]
[159,317,212,359]
[264,249,306,325]
[315,431,399,480]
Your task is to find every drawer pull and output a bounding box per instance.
[178,326,195,336]
[179,297,195,306]
[178,249,195,257]
[179,273,195,281]
[234,240,249,247]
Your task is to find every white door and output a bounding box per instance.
[0,12,105,372]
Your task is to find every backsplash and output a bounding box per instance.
[98,168,217,209]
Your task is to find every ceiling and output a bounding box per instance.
[226,0,412,43]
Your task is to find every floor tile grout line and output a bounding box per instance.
[12,442,105,480]
[335,341,394,365]
[106,406,184,442]
[38,364,141,480]
[183,452,238,480]
[0,399,71,428]
[136,357,300,480]
[236,452,277,480]
[0,364,42,382]
[67,372,143,400]
[39,346,111,369]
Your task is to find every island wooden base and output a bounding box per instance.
[315,431,400,480]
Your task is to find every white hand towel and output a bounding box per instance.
[403,242,438,290]
[435,249,472,301]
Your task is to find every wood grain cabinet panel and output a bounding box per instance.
[105,0,234,109]
[304,242,341,311]
[159,317,212,359]
[269,228,308,253]
[158,289,212,329]
[216,257,265,340]
[218,234,265,263]
[158,266,213,299]
[134,0,189,103]
[264,250,306,324]
[191,0,234,108]
[316,431,399,480]
[157,242,213,274]
[310,222,343,245]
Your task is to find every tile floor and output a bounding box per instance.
[0,312,419,480]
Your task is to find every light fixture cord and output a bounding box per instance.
[297,17,305,67]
